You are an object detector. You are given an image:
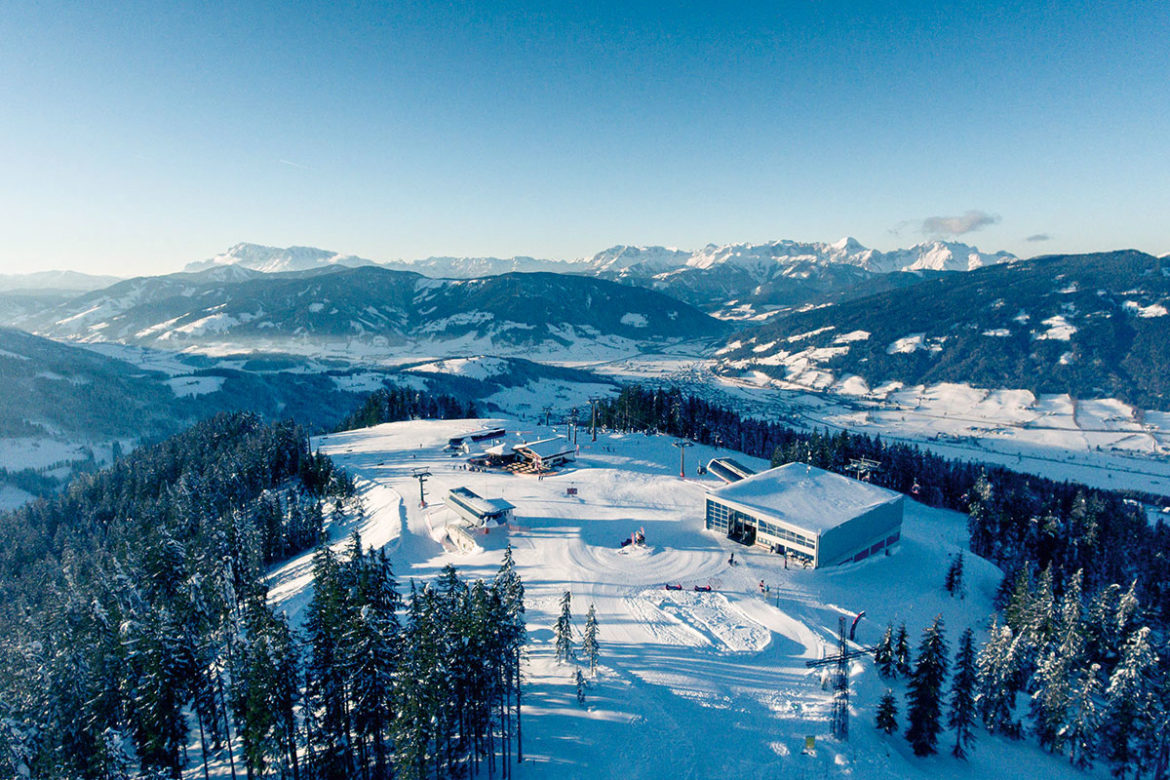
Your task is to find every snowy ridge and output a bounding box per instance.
[185,243,379,274]
[178,238,1016,280]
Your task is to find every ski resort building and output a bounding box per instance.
[706,457,756,484]
[704,463,903,568]
[512,436,576,471]
[446,487,515,526]
[446,427,507,450]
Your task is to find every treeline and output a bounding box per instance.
[0,413,357,778]
[593,385,1170,628]
[336,386,475,432]
[0,409,528,779]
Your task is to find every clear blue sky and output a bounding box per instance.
[1,0,1166,275]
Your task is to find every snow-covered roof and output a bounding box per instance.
[515,436,575,459]
[706,462,902,534]
[448,487,514,517]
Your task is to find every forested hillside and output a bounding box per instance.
[719,251,1170,409]
[0,412,526,779]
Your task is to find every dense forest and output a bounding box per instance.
[335,386,476,432]
[0,411,525,779]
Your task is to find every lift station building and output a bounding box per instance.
[705,463,903,568]
[446,487,515,527]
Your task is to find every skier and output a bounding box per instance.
[728,552,735,566]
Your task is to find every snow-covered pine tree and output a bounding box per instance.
[495,545,527,766]
[554,591,573,663]
[1022,564,1057,651]
[575,668,587,706]
[976,616,1022,738]
[1101,627,1158,780]
[894,623,912,679]
[905,615,949,756]
[582,604,600,677]
[347,547,400,780]
[1065,663,1101,771]
[876,690,898,734]
[949,627,978,759]
[1030,570,1086,755]
[874,623,895,678]
[1087,583,1122,667]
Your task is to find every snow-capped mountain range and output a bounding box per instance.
[181,239,1018,318]
[189,238,1016,278]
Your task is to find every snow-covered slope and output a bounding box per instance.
[19,267,728,358]
[717,249,1170,410]
[273,417,1086,780]
[0,269,122,292]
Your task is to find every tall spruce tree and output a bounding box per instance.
[948,628,978,759]
[894,623,912,679]
[874,623,895,678]
[876,690,898,735]
[495,545,527,766]
[905,616,949,757]
[1066,663,1101,771]
[976,616,1022,738]
[554,591,573,663]
[582,604,600,677]
[944,553,965,598]
[1101,627,1158,780]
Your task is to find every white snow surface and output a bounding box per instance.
[242,418,1096,780]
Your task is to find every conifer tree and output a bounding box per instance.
[948,627,978,759]
[1101,627,1157,780]
[554,591,573,663]
[495,545,527,765]
[1030,573,1086,756]
[582,604,600,677]
[1066,663,1101,771]
[977,616,1025,737]
[894,622,912,679]
[876,690,898,734]
[874,623,895,678]
[905,616,949,757]
[575,668,587,706]
[944,553,965,598]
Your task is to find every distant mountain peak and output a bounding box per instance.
[184,243,377,274]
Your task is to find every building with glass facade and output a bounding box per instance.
[705,463,903,568]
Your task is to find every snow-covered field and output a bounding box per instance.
[253,418,1098,779]
[576,355,1170,497]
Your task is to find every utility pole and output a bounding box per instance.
[569,408,578,446]
[589,398,600,442]
[542,405,552,427]
[412,467,431,508]
[805,616,875,740]
[672,440,694,478]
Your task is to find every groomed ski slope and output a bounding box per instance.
[264,418,1093,780]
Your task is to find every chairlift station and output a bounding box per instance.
[705,463,904,568]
